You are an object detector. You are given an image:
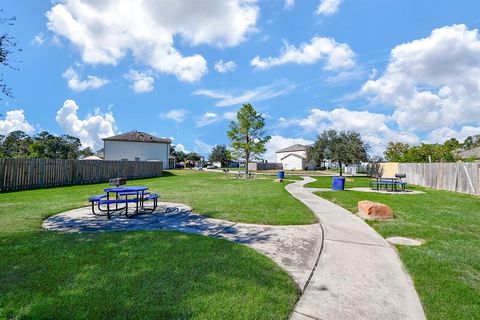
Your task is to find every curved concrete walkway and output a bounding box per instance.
[286,177,426,320]
[43,202,323,290]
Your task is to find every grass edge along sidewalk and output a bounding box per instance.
[309,176,480,320]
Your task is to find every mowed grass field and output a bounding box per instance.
[309,176,480,320]
[0,171,315,319]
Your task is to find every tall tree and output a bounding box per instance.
[170,145,187,163]
[208,144,231,167]
[1,10,21,101]
[2,130,32,158]
[307,129,369,176]
[462,135,480,150]
[29,131,82,159]
[384,142,410,162]
[384,140,461,163]
[227,103,270,173]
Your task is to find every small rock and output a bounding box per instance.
[357,200,392,220]
[387,237,425,246]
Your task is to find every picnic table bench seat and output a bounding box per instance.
[88,194,107,202]
[88,187,160,219]
[95,194,159,205]
[369,180,407,191]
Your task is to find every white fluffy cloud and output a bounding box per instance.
[362,24,480,134]
[427,126,480,144]
[264,135,314,162]
[125,69,155,93]
[214,60,237,73]
[62,67,109,92]
[194,82,295,107]
[317,0,342,16]
[0,109,35,135]
[31,33,45,45]
[251,36,355,71]
[160,109,189,123]
[174,143,190,153]
[196,112,220,127]
[223,111,238,121]
[277,107,420,155]
[55,99,117,150]
[47,0,258,82]
[284,0,295,9]
[194,139,213,156]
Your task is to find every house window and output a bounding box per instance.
[135,157,140,161]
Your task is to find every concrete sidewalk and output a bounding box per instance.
[287,177,426,320]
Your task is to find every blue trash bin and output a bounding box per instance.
[278,170,285,180]
[332,176,346,191]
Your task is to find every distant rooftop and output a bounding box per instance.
[459,146,480,159]
[276,144,307,153]
[103,131,171,144]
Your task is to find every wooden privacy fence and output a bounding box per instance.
[397,163,480,195]
[248,162,283,171]
[0,159,163,192]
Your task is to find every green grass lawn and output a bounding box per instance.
[0,171,313,319]
[309,176,480,320]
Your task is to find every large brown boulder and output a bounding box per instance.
[358,201,392,220]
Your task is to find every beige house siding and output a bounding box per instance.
[380,162,399,178]
[104,140,170,169]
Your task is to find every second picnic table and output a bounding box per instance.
[369,177,407,192]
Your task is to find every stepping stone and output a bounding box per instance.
[386,237,425,246]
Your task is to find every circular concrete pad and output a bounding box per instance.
[387,236,425,246]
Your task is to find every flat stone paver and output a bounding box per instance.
[387,237,425,246]
[43,202,322,289]
[287,177,426,320]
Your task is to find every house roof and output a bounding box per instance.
[281,153,305,161]
[459,146,480,159]
[276,144,307,153]
[82,155,103,160]
[103,131,171,144]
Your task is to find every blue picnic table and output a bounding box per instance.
[88,186,159,219]
[369,177,407,192]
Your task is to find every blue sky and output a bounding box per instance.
[1,0,480,160]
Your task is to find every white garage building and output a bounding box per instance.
[276,144,316,170]
[103,131,173,169]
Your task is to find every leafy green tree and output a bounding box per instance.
[1,130,32,158]
[170,145,187,163]
[307,129,369,176]
[29,131,82,159]
[59,135,82,159]
[208,144,231,167]
[227,103,270,173]
[80,147,94,158]
[186,152,201,162]
[1,10,21,101]
[385,140,460,163]
[384,142,410,162]
[0,134,5,157]
[462,135,480,150]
